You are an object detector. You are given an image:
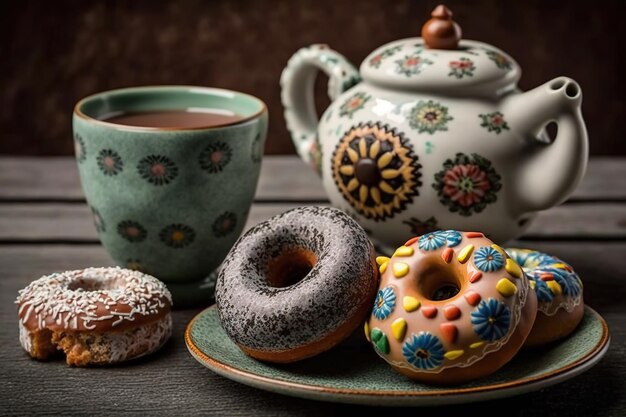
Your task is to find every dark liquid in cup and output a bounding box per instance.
[102,110,244,128]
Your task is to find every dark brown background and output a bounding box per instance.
[1,0,624,156]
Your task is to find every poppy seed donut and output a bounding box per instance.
[215,206,378,363]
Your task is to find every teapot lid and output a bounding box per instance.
[360,5,521,96]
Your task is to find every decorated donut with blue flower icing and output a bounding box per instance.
[366,230,538,384]
[506,248,584,347]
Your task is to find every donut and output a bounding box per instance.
[15,267,172,366]
[215,206,378,363]
[506,248,584,347]
[366,230,537,384]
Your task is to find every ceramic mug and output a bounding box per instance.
[73,86,268,305]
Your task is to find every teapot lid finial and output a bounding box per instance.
[422,4,462,49]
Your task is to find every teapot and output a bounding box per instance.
[280,5,588,247]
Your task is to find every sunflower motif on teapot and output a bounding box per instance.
[332,122,422,221]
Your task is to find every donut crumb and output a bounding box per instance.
[19,315,172,366]
[27,328,58,360]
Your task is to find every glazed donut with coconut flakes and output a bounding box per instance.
[215,206,378,363]
[506,248,584,347]
[366,230,537,384]
[16,267,172,366]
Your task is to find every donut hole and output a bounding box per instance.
[68,277,112,291]
[265,249,317,288]
[418,263,462,301]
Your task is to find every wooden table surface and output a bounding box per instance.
[1,156,625,416]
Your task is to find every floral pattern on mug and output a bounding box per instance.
[332,122,422,221]
[448,57,476,78]
[339,92,371,119]
[368,45,402,68]
[408,100,453,134]
[97,149,123,176]
[74,133,86,163]
[433,153,502,216]
[117,220,147,243]
[395,53,433,77]
[479,111,510,134]
[159,224,196,248]
[485,50,512,70]
[212,211,237,237]
[137,155,179,185]
[199,141,233,173]
[126,259,146,273]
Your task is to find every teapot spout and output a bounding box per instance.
[501,77,589,213]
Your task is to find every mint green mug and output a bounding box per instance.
[73,86,267,306]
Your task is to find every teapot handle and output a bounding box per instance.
[280,45,360,174]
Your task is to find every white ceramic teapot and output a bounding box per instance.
[280,5,588,247]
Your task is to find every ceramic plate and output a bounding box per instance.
[185,306,609,406]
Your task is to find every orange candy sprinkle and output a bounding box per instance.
[405,236,419,246]
[444,305,461,320]
[421,306,438,318]
[469,271,483,283]
[441,247,454,263]
[464,291,481,306]
[440,323,458,343]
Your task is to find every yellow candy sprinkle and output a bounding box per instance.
[403,296,421,312]
[393,262,410,278]
[393,246,414,257]
[391,318,407,341]
[470,341,484,349]
[530,280,536,289]
[551,263,568,270]
[364,321,370,342]
[496,278,517,297]
[505,258,523,278]
[547,280,563,295]
[379,261,388,274]
[491,244,506,257]
[376,256,390,266]
[444,350,465,360]
[457,244,474,264]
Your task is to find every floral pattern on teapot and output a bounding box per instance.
[281,5,589,246]
[331,122,422,221]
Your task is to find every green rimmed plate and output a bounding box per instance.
[185,306,609,406]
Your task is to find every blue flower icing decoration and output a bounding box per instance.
[507,248,582,298]
[418,232,446,251]
[373,286,396,320]
[443,230,463,247]
[528,274,554,302]
[549,267,582,297]
[473,246,505,272]
[471,298,511,341]
[402,332,445,370]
